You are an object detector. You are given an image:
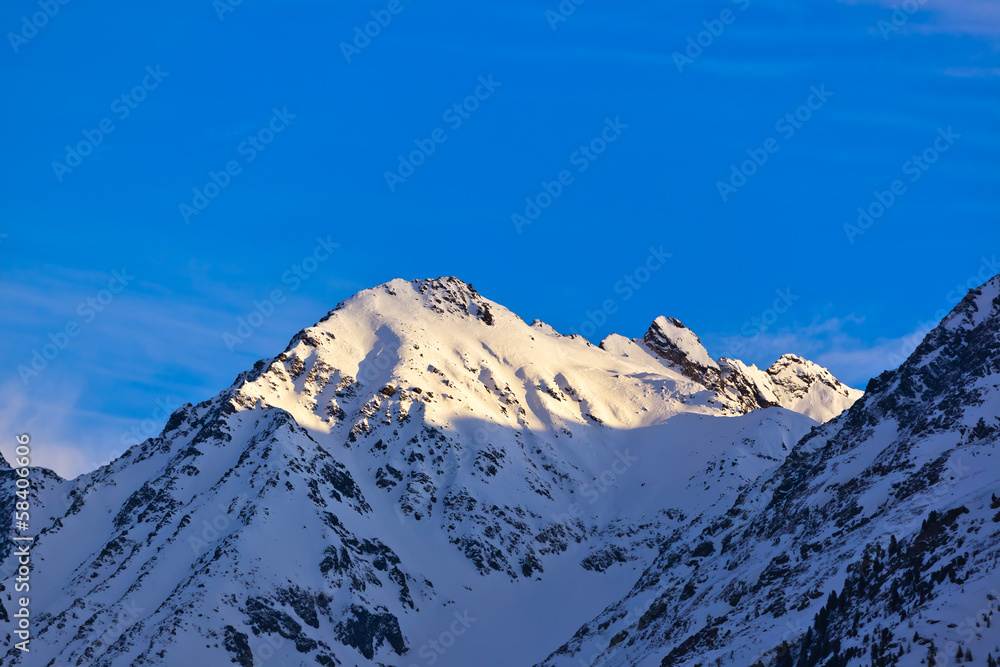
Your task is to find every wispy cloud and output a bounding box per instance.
[0,263,340,477]
[841,0,1000,37]
[0,383,122,478]
[942,67,1000,77]
[705,315,935,389]
[919,2,1000,37]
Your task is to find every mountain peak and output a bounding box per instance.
[941,272,1000,332]
[321,276,500,329]
[593,315,861,421]
[766,353,827,378]
[3,276,920,667]
[864,272,1000,419]
[641,316,719,384]
[540,279,1000,667]
[761,351,863,422]
[772,352,807,365]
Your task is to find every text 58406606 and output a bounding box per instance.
[11,433,33,652]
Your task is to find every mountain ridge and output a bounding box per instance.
[7,274,994,667]
[540,273,1000,667]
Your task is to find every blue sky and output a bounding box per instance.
[1,0,997,476]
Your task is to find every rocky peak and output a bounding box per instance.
[620,316,861,422]
[322,276,500,327]
[940,273,1000,332]
[716,357,781,414]
[763,353,863,422]
[411,276,495,323]
[862,273,1000,432]
[766,353,856,395]
[538,276,1000,667]
[641,316,720,387]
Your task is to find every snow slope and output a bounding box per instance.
[541,275,1000,667]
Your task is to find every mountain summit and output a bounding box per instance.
[0,276,894,667]
[601,310,862,422]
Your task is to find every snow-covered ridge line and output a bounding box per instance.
[0,273,883,667]
[540,273,1000,667]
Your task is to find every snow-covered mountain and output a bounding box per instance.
[9,273,984,667]
[601,316,862,423]
[541,275,1000,667]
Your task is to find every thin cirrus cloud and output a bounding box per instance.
[943,67,1000,77]
[0,263,341,478]
[704,315,936,390]
[0,382,122,478]
[840,0,1000,37]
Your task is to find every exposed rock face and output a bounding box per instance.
[641,316,721,388]
[712,354,863,423]
[764,353,864,422]
[717,357,782,414]
[629,316,861,421]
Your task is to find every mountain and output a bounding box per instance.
[601,316,862,423]
[0,276,871,667]
[541,275,1000,667]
